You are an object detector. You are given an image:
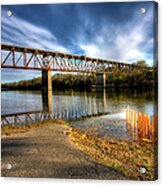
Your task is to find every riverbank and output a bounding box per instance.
[1,120,126,179]
[1,120,157,180]
[69,128,157,181]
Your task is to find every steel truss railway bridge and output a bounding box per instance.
[1,43,148,113]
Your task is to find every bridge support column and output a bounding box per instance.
[42,70,52,113]
[96,73,106,89]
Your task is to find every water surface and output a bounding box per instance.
[1,90,154,140]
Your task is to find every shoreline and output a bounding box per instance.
[1,120,157,180]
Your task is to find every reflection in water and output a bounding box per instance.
[1,89,155,141]
[54,90,108,117]
[1,90,154,116]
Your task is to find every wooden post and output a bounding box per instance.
[155,115,158,139]
[134,112,137,140]
[126,108,156,142]
[142,113,145,138]
[146,115,150,139]
[138,112,142,141]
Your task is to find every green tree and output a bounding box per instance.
[135,60,148,67]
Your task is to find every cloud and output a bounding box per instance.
[1,2,155,83]
[1,12,70,53]
[2,4,154,65]
[79,44,101,58]
[77,6,154,65]
[1,10,72,82]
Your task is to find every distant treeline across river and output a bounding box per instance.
[2,69,156,91]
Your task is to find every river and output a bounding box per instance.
[1,90,155,140]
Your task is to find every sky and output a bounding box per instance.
[1,1,157,83]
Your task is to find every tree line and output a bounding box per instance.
[2,61,157,91]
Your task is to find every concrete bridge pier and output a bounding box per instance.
[42,70,53,113]
[96,73,106,89]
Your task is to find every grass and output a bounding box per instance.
[68,128,158,180]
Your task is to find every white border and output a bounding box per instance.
[0,0,162,186]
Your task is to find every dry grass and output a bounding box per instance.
[68,128,158,180]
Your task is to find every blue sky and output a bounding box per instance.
[1,2,156,83]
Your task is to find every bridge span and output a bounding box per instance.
[1,43,147,113]
[1,43,144,73]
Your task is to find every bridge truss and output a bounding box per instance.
[1,44,146,73]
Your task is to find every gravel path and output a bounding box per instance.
[1,124,126,179]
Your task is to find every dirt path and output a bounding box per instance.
[1,124,126,179]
